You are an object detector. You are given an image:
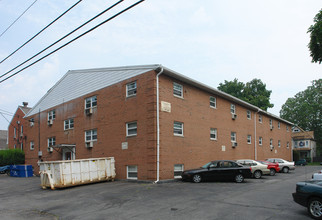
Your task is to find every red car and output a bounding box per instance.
[257,161,280,176]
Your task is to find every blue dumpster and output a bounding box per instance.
[10,165,33,177]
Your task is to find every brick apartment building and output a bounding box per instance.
[10,65,293,181]
[7,102,31,150]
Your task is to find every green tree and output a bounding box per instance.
[280,79,322,154]
[308,9,322,64]
[217,78,274,111]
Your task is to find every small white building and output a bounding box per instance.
[292,128,316,161]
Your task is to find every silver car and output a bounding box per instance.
[266,158,295,173]
[236,159,270,179]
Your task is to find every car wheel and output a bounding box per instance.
[254,170,262,179]
[235,174,244,183]
[308,197,322,219]
[269,168,276,176]
[192,174,202,183]
[282,167,289,173]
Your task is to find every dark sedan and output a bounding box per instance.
[181,160,252,183]
[292,180,322,219]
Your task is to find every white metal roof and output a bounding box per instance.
[26,65,160,117]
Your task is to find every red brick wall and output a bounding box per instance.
[157,75,292,180]
[8,107,28,151]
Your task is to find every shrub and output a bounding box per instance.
[0,149,25,166]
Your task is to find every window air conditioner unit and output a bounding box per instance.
[48,147,53,153]
[232,142,238,148]
[85,141,93,148]
[48,119,53,125]
[231,113,237,120]
[85,108,93,116]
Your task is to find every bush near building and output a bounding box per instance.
[0,149,25,166]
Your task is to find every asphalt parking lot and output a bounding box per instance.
[0,166,321,220]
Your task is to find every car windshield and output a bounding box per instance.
[201,162,213,168]
[258,161,267,165]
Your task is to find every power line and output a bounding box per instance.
[0,108,14,115]
[0,0,124,80]
[0,0,145,84]
[0,0,83,65]
[0,0,38,38]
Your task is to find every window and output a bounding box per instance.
[174,164,184,178]
[64,119,74,130]
[174,122,183,136]
[14,127,16,139]
[269,119,272,126]
[278,140,281,148]
[20,143,23,151]
[210,128,217,140]
[210,96,216,108]
[85,129,97,142]
[126,81,137,97]
[259,115,262,123]
[247,135,251,144]
[48,137,56,147]
[127,165,138,180]
[21,125,23,135]
[278,122,280,129]
[231,132,236,142]
[259,137,263,146]
[48,110,56,120]
[30,141,34,150]
[270,138,273,147]
[126,122,137,137]
[173,82,183,98]
[230,104,236,114]
[286,126,289,132]
[287,142,290,148]
[85,96,97,109]
[247,110,251,119]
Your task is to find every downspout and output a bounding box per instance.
[154,66,163,184]
[254,109,260,160]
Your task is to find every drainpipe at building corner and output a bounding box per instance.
[154,66,163,184]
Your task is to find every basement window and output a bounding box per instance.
[127,165,138,180]
[126,81,137,97]
[174,164,184,179]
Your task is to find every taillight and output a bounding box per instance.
[249,167,252,171]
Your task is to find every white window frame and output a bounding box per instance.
[14,127,16,139]
[173,82,183,98]
[48,137,56,147]
[247,135,251,144]
[270,138,273,147]
[174,164,184,179]
[259,137,263,146]
[30,141,34,150]
[278,122,281,129]
[230,104,236,114]
[287,142,290,148]
[127,165,138,180]
[174,122,184,136]
[64,118,74,130]
[286,126,289,132]
[20,143,23,151]
[48,110,56,120]
[278,140,281,148]
[269,119,273,126]
[126,122,137,137]
[85,96,97,109]
[259,115,262,123]
[231,132,236,143]
[210,128,217,140]
[126,81,137,97]
[210,96,216,108]
[85,129,97,142]
[247,110,251,120]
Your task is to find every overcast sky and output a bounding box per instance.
[0,0,321,130]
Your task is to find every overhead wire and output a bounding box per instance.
[0,0,38,38]
[0,0,83,65]
[0,0,124,80]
